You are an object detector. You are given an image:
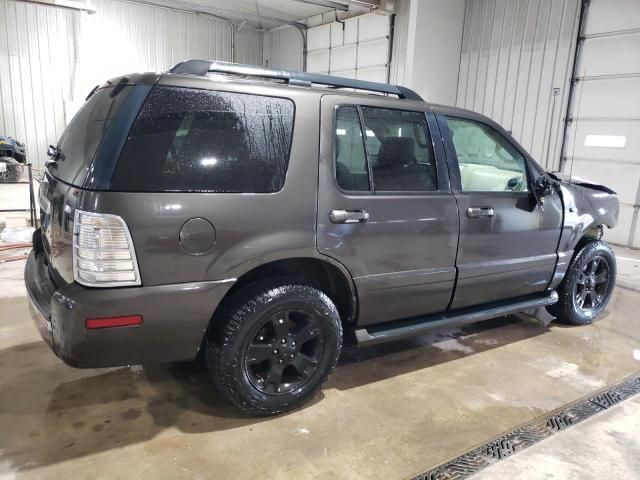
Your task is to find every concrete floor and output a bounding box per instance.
[1,246,639,479]
[474,393,640,479]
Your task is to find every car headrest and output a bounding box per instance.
[376,137,415,168]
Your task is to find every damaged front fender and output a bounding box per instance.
[547,175,619,289]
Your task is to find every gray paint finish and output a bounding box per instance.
[25,68,619,368]
[317,95,459,325]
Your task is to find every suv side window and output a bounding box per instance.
[445,116,529,193]
[333,106,437,193]
[111,86,295,193]
[335,106,370,191]
[361,107,437,192]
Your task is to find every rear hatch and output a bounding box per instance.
[39,75,158,287]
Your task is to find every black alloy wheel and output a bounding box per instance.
[244,309,325,395]
[207,281,342,416]
[574,255,611,314]
[547,239,616,325]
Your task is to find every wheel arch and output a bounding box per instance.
[209,255,358,329]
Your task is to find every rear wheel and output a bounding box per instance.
[547,239,616,325]
[206,280,342,416]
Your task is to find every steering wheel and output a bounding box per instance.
[506,176,523,191]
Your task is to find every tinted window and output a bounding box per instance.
[446,117,528,192]
[111,87,295,192]
[335,106,370,191]
[361,107,437,192]
[52,87,131,186]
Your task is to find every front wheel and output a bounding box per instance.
[547,239,616,325]
[206,281,343,416]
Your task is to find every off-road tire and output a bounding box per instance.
[547,239,616,325]
[206,280,342,416]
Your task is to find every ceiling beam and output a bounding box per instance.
[18,0,96,13]
[128,0,306,28]
[291,0,349,12]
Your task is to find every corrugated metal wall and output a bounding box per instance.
[388,0,411,86]
[563,0,640,247]
[0,0,79,171]
[263,26,304,71]
[236,26,264,66]
[0,0,262,168]
[456,0,581,170]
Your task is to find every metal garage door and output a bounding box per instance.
[563,0,640,247]
[306,13,391,82]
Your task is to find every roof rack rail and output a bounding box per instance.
[168,60,424,102]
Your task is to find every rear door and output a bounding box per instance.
[437,112,563,309]
[317,95,459,326]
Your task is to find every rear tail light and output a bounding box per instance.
[73,210,141,287]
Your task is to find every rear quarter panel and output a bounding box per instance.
[80,79,323,286]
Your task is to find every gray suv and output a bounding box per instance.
[26,61,619,415]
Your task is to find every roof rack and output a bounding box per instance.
[168,60,424,102]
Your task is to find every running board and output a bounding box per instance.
[354,290,558,346]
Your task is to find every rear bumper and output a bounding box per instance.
[24,251,234,368]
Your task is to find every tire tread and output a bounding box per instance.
[547,239,616,325]
[206,280,342,416]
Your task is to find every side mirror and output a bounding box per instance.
[533,175,553,197]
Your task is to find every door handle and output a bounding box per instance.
[467,206,495,218]
[330,209,370,224]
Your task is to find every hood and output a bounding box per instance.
[548,171,616,195]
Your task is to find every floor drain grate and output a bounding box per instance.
[411,372,640,480]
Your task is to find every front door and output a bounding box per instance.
[317,95,459,326]
[437,112,563,309]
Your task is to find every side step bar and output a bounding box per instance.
[354,290,558,346]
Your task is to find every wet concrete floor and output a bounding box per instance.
[1,247,639,479]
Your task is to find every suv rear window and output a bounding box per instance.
[51,87,131,187]
[111,87,295,193]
